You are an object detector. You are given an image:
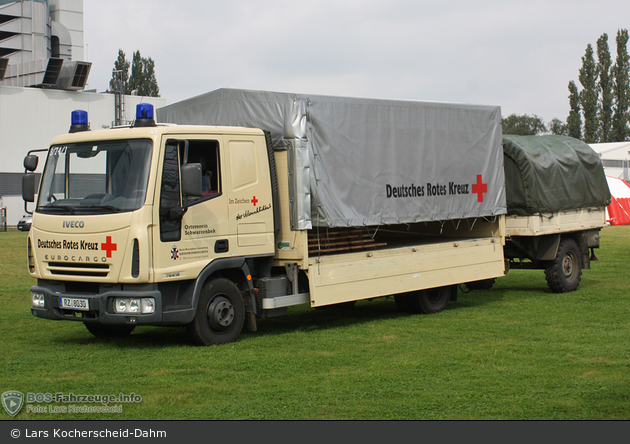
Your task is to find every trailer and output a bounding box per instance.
[500,135,611,293]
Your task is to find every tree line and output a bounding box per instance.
[109,49,160,98]
[107,36,629,140]
[502,29,630,142]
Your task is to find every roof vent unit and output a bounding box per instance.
[1,59,92,90]
[1,58,63,87]
[41,58,64,86]
[56,61,92,90]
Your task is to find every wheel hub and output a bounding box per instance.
[563,252,575,277]
[207,296,235,330]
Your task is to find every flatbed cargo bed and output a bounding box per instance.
[505,207,606,237]
[307,234,504,306]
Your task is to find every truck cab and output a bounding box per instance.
[25,104,276,344]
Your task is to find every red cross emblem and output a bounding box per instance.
[472,175,488,203]
[251,196,258,206]
[101,236,117,258]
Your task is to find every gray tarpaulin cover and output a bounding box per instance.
[503,135,611,216]
[158,89,506,229]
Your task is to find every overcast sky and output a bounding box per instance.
[83,0,630,124]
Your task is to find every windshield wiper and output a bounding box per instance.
[38,205,76,214]
[75,205,123,214]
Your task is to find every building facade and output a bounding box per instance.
[0,1,166,226]
[589,142,630,182]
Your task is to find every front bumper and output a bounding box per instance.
[30,282,163,326]
[17,222,31,231]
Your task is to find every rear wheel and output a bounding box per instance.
[417,286,453,314]
[395,286,453,314]
[85,323,135,337]
[544,238,582,293]
[187,278,245,345]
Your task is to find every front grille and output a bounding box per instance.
[28,238,35,273]
[64,281,99,293]
[47,262,110,278]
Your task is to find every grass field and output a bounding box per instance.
[1,226,629,420]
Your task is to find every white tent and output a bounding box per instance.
[605,176,630,225]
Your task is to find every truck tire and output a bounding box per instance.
[417,286,453,314]
[84,323,135,337]
[394,286,452,314]
[187,278,245,345]
[544,238,582,293]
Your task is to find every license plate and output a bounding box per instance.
[59,297,89,311]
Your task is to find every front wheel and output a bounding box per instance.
[187,278,245,345]
[544,238,582,293]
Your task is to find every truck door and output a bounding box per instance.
[225,135,275,256]
[152,136,229,280]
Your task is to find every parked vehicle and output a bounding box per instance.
[17,215,32,231]
[22,92,507,345]
[501,135,610,293]
[21,90,610,345]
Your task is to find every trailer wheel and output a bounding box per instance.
[544,238,582,293]
[395,286,453,314]
[84,323,135,337]
[187,278,245,346]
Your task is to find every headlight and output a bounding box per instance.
[113,298,155,314]
[141,298,155,314]
[32,293,45,308]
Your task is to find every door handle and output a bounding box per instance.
[215,239,229,253]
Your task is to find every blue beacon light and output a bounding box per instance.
[134,103,156,127]
[69,110,89,133]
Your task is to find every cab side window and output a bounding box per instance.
[180,140,221,205]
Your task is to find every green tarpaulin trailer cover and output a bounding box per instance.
[503,135,611,216]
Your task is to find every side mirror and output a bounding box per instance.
[22,174,36,203]
[181,163,202,197]
[24,155,38,172]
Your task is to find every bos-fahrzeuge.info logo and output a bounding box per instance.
[2,391,24,417]
[2,390,142,416]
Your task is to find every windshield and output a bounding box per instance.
[36,139,153,215]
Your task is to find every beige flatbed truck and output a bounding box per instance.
[22,91,509,345]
